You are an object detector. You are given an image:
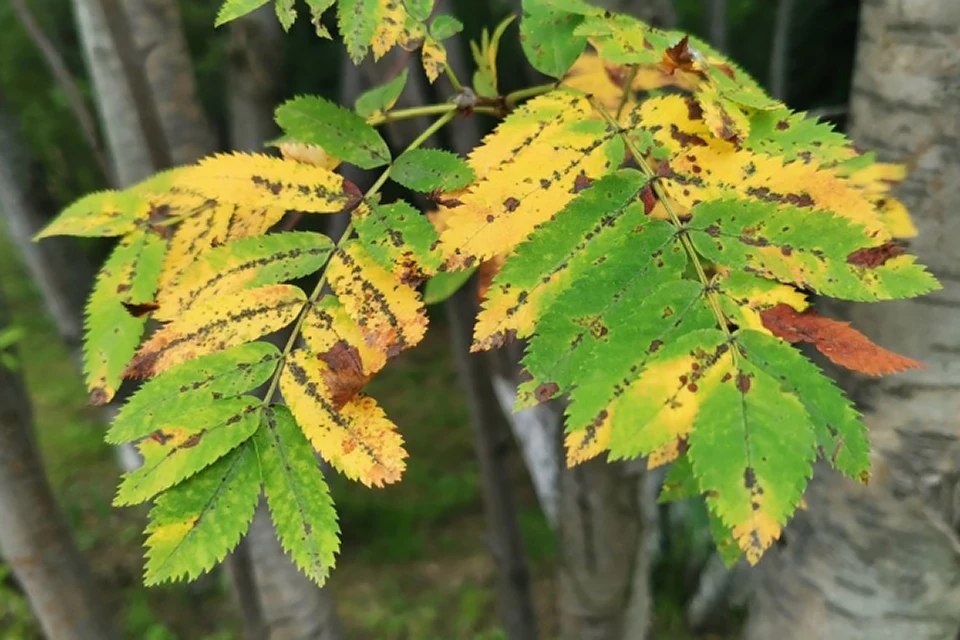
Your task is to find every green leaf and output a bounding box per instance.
[353,200,442,274]
[520,6,588,78]
[659,454,699,503]
[275,0,296,30]
[275,95,391,169]
[687,199,939,301]
[215,0,270,26]
[404,0,434,21]
[429,15,463,40]
[737,329,870,482]
[36,190,141,239]
[746,108,853,166]
[338,0,377,62]
[84,231,166,405]
[355,68,408,118]
[305,0,336,37]
[256,405,340,584]
[688,357,816,564]
[157,231,334,319]
[0,326,25,350]
[115,400,262,506]
[108,343,281,444]
[423,268,475,305]
[707,504,743,566]
[144,441,261,584]
[391,148,475,193]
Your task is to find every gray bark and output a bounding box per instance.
[0,97,90,346]
[0,287,117,640]
[768,0,797,100]
[71,0,159,185]
[708,0,727,51]
[123,0,217,164]
[246,505,344,640]
[746,2,960,639]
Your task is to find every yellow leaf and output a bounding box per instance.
[422,36,446,83]
[173,153,359,213]
[371,0,423,60]
[716,271,809,335]
[281,348,407,487]
[565,420,611,465]
[126,284,305,378]
[302,296,388,377]
[440,90,624,267]
[327,242,428,356]
[562,52,674,114]
[636,95,889,239]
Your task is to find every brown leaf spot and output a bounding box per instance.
[89,388,109,406]
[573,172,593,193]
[736,372,752,393]
[662,36,697,75]
[534,382,560,403]
[503,197,520,212]
[847,242,905,269]
[776,120,790,131]
[318,341,370,410]
[669,124,708,147]
[649,339,663,352]
[744,466,757,489]
[122,301,160,318]
[150,430,172,445]
[639,183,658,214]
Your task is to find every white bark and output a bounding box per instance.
[71,0,155,185]
[746,2,960,638]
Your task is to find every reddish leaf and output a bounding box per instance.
[760,303,922,376]
[662,36,697,75]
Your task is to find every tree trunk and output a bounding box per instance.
[71,0,158,185]
[0,95,90,346]
[0,287,117,640]
[708,0,727,51]
[745,2,960,639]
[122,0,216,164]
[768,0,797,100]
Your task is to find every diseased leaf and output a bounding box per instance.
[37,190,141,239]
[440,90,624,267]
[391,148,475,193]
[174,153,360,213]
[281,348,407,487]
[85,231,167,405]
[108,343,281,444]
[115,398,262,506]
[144,441,260,584]
[352,201,442,279]
[421,35,447,83]
[157,232,333,320]
[688,357,816,564]
[276,96,391,169]
[256,405,340,584]
[327,242,429,355]
[302,296,387,376]
[687,199,938,301]
[760,303,923,376]
[371,0,425,59]
[355,68,408,118]
[405,0,434,21]
[126,285,306,378]
[338,0,377,61]
[738,330,869,481]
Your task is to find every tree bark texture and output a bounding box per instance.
[0,288,117,640]
[746,2,960,639]
[768,0,797,100]
[71,0,160,185]
[122,0,216,164]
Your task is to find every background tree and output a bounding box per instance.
[746,1,960,638]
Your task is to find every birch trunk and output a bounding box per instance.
[745,2,960,638]
[0,288,117,640]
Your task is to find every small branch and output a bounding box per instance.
[504,82,558,110]
[443,61,464,93]
[11,0,114,184]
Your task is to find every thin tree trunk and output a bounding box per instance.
[745,2,960,638]
[0,96,90,346]
[768,0,797,100]
[0,287,118,640]
[708,0,727,51]
[122,0,216,164]
[446,282,540,640]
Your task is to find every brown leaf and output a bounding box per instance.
[317,341,371,410]
[662,36,697,75]
[760,303,922,376]
[122,301,160,318]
